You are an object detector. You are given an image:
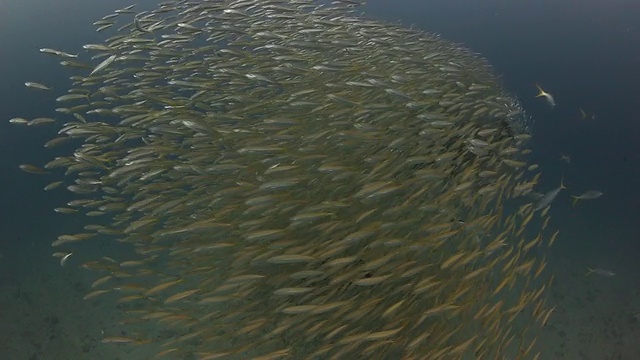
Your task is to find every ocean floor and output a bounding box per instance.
[1,214,638,360]
[0,219,162,360]
[534,214,640,360]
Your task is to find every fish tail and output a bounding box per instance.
[579,107,587,120]
[585,267,594,276]
[559,176,567,190]
[571,196,579,207]
[534,84,545,97]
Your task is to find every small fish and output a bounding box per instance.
[535,83,555,108]
[571,190,603,206]
[90,55,117,76]
[9,117,29,125]
[578,107,596,121]
[27,117,56,126]
[39,48,78,58]
[534,177,566,211]
[585,267,615,277]
[101,336,138,344]
[60,252,73,266]
[559,153,571,163]
[19,164,48,174]
[24,82,52,91]
[134,14,150,33]
[579,107,587,120]
[177,23,201,31]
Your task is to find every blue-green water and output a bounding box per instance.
[1,1,638,359]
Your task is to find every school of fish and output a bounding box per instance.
[15,0,560,359]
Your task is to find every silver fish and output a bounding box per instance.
[89,54,117,76]
[571,190,603,206]
[534,177,566,211]
[586,267,615,277]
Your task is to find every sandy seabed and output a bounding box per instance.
[1,215,638,360]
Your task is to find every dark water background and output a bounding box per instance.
[361,0,640,265]
[0,0,638,358]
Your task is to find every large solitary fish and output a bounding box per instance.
[534,177,566,211]
[571,190,603,206]
[585,267,615,277]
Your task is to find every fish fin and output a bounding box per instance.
[571,196,579,207]
[534,84,545,97]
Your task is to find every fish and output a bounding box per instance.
[133,14,150,33]
[89,54,117,76]
[534,177,566,211]
[24,82,52,91]
[585,267,615,277]
[27,117,56,126]
[19,164,47,174]
[101,336,143,344]
[39,48,78,58]
[559,153,571,163]
[16,0,551,357]
[9,117,29,125]
[579,107,588,120]
[56,93,90,102]
[571,190,603,206]
[578,107,596,121]
[535,84,555,108]
[60,252,73,266]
